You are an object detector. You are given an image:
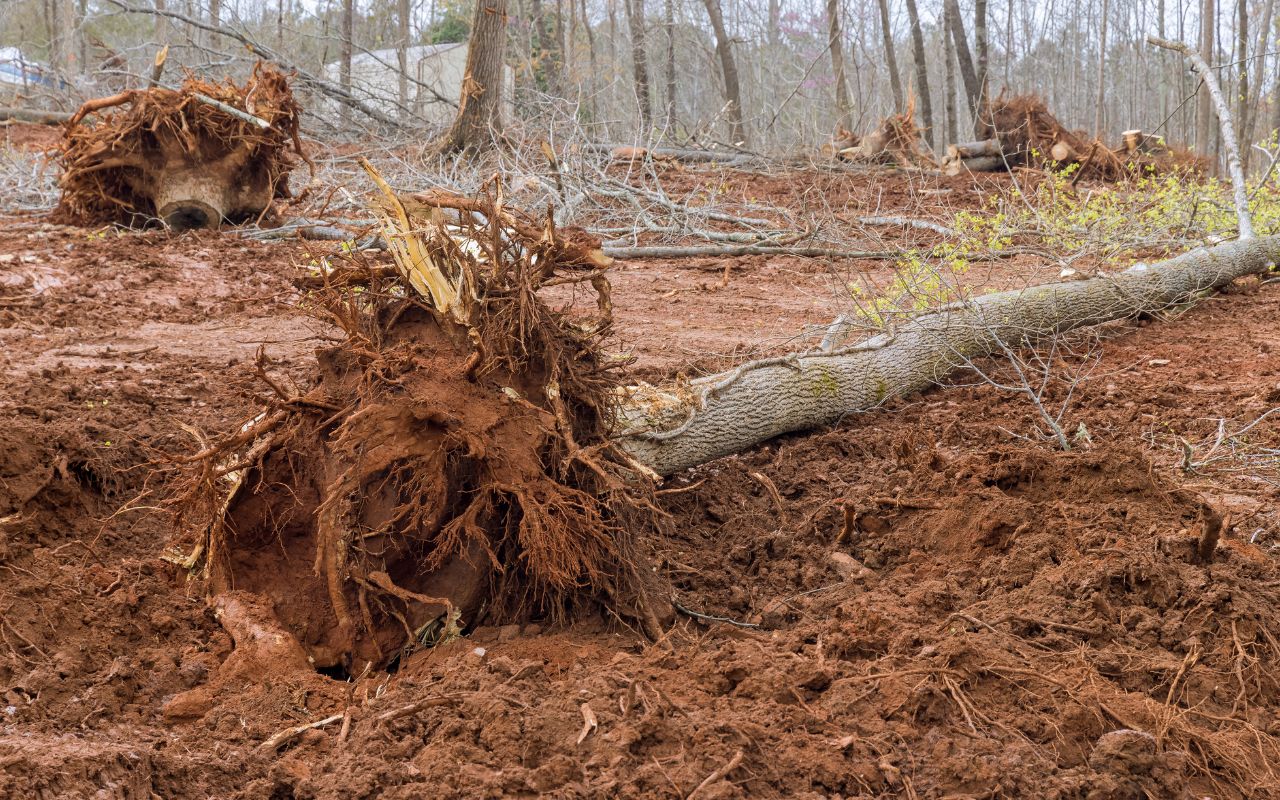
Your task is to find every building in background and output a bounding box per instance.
[323,42,513,126]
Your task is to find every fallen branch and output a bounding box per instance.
[1148,36,1253,239]
[583,142,755,164]
[0,107,73,125]
[603,243,906,260]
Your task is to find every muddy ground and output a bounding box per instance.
[3,127,1280,798]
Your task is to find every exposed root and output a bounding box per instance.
[54,62,305,229]
[168,174,671,670]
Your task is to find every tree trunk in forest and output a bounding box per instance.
[618,236,1280,476]
[1235,0,1249,169]
[208,0,222,50]
[1245,0,1275,160]
[1196,0,1215,157]
[903,0,935,149]
[944,0,980,123]
[397,0,411,117]
[1094,0,1109,136]
[51,0,76,76]
[877,0,904,113]
[701,0,747,146]
[974,0,988,136]
[581,0,600,122]
[154,0,169,43]
[827,0,853,132]
[340,0,354,125]
[625,0,652,131]
[664,0,676,130]
[943,1,958,146]
[434,0,509,155]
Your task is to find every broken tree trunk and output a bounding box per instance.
[944,155,1003,175]
[946,139,1001,159]
[617,236,1280,476]
[0,107,74,124]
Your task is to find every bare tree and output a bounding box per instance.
[974,0,988,110]
[701,0,747,146]
[1196,0,1216,156]
[943,0,958,145]
[625,0,652,131]
[397,0,411,119]
[903,0,935,149]
[435,0,509,155]
[876,0,904,113]
[944,0,980,126]
[664,0,676,130]
[341,0,354,124]
[1094,0,1109,136]
[827,0,854,132]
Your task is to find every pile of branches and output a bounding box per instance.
[166,165,668,671]
[944,94,1200,181]
[830,102,935,169]
[55,62,306,228]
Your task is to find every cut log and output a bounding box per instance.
[618,236,1280,476]
[1050,140,1078,162]
[1122,130,1144,153]
[945,138,1001,159]
[0,107,73,125]
[944,155,1004,176]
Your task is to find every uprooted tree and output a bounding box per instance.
[169,37,1277,674]
[56,63,306,230]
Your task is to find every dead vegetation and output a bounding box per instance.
[165,169,669,672]
[827,103,936,169]
[54,62,306,230]
[939,94,1204,180]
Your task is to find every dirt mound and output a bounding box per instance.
[54,62,305,229]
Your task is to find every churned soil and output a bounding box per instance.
[3,161,1280,799]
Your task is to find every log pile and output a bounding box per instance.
[54,62,306,230]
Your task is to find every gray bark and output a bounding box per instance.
[876,0,903,113]
[618,237,1280,476]
[903,0,934,149]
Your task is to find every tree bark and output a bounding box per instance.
[619,236,1280,476]
[340,0,354,125]
[1094,0,1109,137]
[1196,0,1215,157]
[624,0,652,131]
[876,0,904,113]
[942,0,958,146]
[208,0,222,50]
[701,0,747,146]
[664,0,676,130]
[434,0,509,155]
[1235,0,1249,169]
[1149,36,1253,239]
[974,0,988,136]
[827,0,853,132]
[397,0,411,118]
[903,0,934,149]
[944,0,980,122]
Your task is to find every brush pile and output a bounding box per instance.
[167,167,669,673]
[943,94,1199,181]
[829,103,935,169]
[55,63,305,229]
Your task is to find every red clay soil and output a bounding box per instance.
[4,168,1280,798]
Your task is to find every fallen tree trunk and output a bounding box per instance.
[583,143,754,164]
[946,138,1001,159]
[0,107,73,125]
[944,155,1004,175]
[617,236,1280,476]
